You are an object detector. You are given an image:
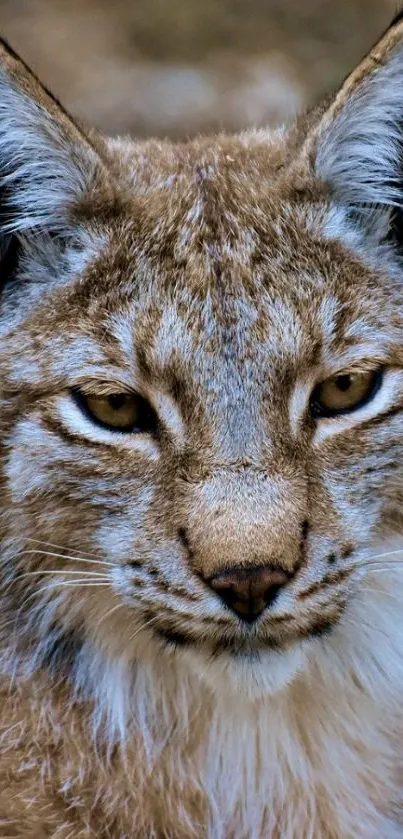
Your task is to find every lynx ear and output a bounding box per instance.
[313,12,403,251]
[0,38,108,235]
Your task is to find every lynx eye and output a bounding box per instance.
[74,391,158,434]
[310,369,383,418]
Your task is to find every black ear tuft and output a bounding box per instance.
[0,235,20,290]
[390,7,403,29]
[384,203,403,256]
[0,186,20,290]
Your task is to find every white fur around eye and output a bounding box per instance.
[313,368,403,444]
[55,394,160,457]
[152,391,186,447]
[289,378,316,436]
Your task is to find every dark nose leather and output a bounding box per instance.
[208,565,290,622]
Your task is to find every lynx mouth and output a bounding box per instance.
[155,615,335,654]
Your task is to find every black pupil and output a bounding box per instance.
[108,394,129,410]
[335,375,352,392]
[103,393,158,435]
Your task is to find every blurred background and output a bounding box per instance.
[0,0,397,139]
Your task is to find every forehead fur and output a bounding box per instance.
[11,125,397,390]
[67,130,390,334]
[82,130,343,300]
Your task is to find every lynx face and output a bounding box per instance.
[1,18,403,708]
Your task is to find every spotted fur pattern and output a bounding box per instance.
[2,15,403,839]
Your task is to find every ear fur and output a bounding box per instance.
[312,13,403,253]
[0,37,109,236]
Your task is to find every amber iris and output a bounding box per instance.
[310,369,382,418]
[74,391,158,433]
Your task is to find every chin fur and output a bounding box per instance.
[28,568,400,837]
[178,642,308,701]
[2,567,403,837]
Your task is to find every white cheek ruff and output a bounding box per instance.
[55,561,403,838]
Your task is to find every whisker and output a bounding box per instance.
[94,601,124,631]
[17,570,110,580]
[361,567,403,575]
[4,578,112,653]
[26,538,109,561]
[20,548,113,568]
[11,580,111,621]
[41,581,110,588]
[28,582,111,600]
[363,583,403,602]
[129,615,160,643]
[354,558,403,571]
[32,581,110,592]
[363,548,403,562]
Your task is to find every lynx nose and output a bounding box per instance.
[208,565,290,623]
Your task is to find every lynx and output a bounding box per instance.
[2,10,403,839]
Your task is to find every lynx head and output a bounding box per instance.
[1,17,403,722]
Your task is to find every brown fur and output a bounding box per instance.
[1,17,403,839]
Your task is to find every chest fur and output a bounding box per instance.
[0,673,402,839]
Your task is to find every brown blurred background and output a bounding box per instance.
[0,0,397,138]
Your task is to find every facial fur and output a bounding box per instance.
[2,15,403,839]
